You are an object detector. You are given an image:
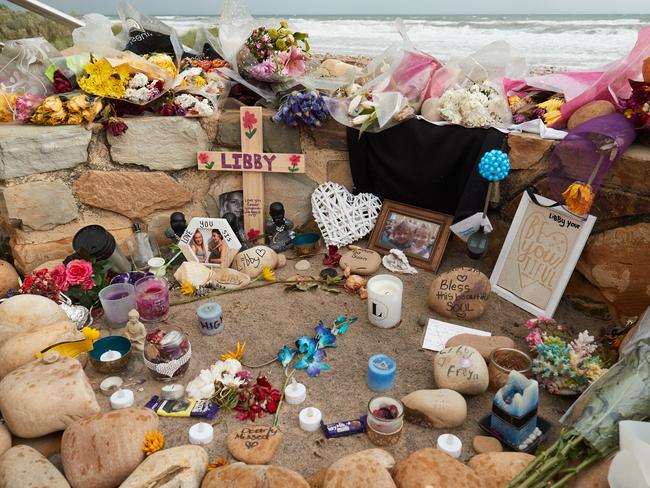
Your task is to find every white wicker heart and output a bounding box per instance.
[311,182,382,247]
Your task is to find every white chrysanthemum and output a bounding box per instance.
[186,369,216,400]
[210,361,227,381]
[221,373,245,388]
[193,100,214,116]
[125,87,151,104]
[175,93,199,109]
[129,73,149,89]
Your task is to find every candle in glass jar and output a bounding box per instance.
[367,275,403,328]
[135,276,170,322]
[367,396,404,434]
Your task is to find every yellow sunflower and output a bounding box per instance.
[143,430,165,456]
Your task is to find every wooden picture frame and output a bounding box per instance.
[489,192,596,318]
[368,199,453,272]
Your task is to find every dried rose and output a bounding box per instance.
[104,117,128,136]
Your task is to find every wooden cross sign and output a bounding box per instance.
[197,106,306,240]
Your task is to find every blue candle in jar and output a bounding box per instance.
[367,354,396,392]
[196,302,224,336]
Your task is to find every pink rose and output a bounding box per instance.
[50,264,69,292]
[66,259,93,286]
[81,278,95,291]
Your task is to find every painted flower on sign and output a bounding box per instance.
[288,154,301,173]
[198,152,209,164]
[242,111,258,139]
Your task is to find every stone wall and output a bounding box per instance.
[1,113,648,317]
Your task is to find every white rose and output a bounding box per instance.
[186,369,216,400]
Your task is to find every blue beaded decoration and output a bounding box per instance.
[478,150,510,182]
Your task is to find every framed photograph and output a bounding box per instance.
[178,217,242,268]
[490,192,596,318]
[368,200,453,272]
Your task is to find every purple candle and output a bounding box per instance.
[98,283,136,328]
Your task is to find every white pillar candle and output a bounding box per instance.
[367,275,403,328]
[299,407,322,432]
[437,433,462,458]
[284,378,306,405]
[110,389,134,409]
[189,422,214,445]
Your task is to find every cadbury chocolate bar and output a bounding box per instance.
[321,416,367,438]
[145,395,219,420]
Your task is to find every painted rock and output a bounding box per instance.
[433,345,489,395]
[0,260,19,298]
[567,100,616,130]
[0,294,68,345]
[445,334,515,360]
[121,445,208,488]
[393,448,484,488]
[226,425,283,465]
[428,267,491,320]
[232,246,287,278]
[401,389,467,428]
[322,449,396,488]
[472,436,503,454]
[339,248,381,275]
[468,452,535,488]
[201,464,309,488]
[0,424,10,457]
[0,445,70,488]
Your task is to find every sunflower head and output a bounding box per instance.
[143,430,165,456]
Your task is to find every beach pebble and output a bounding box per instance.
[433,345,489,395]
[0,424,10,457]
[61,408,158,488]
[120,445,208,488]
[201,463,309,488]
[468,452,535,488]
[428,267,491,321]
[393,448,484,488]
[322,449,396,488]
[226,425,283,465]
[417,315,429,327]
[295,260,311,271]
[339,248,381,275]
[0,445,70,488]
[445,334,515,360]
[567,100,616,130]
[320,268,338,279]
[0,260,19,298]
[401,389,467,428]
[472,436,503,454]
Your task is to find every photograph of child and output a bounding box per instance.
[219,191,244,232]
[379,212,439,260]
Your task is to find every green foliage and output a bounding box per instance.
[0,5,73,50]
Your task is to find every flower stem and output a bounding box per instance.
[273,368,295,428]
[548,450,605,488]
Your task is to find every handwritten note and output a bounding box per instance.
[421,318,491,352]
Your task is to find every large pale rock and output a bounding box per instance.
[401,389,467,428]
[73,171,191,220]
[507,133,555,170]
[61,408,158,488]
[322,449,396,488]
[201,463,309,488]
[120,445,208,488]
[11,432,62,458]
[0,425,10,457]
[0,294,68,344]
[428,267,491,320]
[577,223,650,316]
[327,160,354,190]
[0,354,99,438]
[227,425,283,465]
[108,117,209,170]
[1,181,78,231]
[567,100,616,130]
[468,452,534,488]
[0,125,90,179]
[609,144,650,195]
[232,246,287,278]
[433,345,489,395]
[0,261,19,298]
[445,334,515,360]
[309,119,348,151]
[0,445,70,488]
[393,448,485,488]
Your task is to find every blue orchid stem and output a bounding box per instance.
[273,367,296,428]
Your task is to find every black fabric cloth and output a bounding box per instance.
[347,119,507,220]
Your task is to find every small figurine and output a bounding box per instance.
[125,309,146,351]
[264,202,294,252]
[164,212,187,244]
[224,212,250,250]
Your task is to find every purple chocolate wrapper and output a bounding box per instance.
[321,415,367,438]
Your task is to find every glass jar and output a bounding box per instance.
[488,348,532,390]
[366,396,404,446]
[143,326,191,381]
[135,276,169,322]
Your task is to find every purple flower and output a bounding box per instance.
[295,349,330,377]
[14,93,43,122]
[512,113,528,124]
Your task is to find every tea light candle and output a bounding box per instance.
[437,433,462,459]
[100,376,123,396]
[189,422,214,445]
[284,378,306,405]
[299,407,322,432]
[161,384,185,401]
[367,275,403,328]
[196,302,224,336]
[110,388,134,410]
[100,350,122,362]
[148,257,166,276]
[367,355,396,392]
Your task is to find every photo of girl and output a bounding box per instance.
[378,212,439,260]
[190,229,207,263]
[207,229,225,264]
[409,223,439,259]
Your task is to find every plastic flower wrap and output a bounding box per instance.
[439,80,510,128]
[160,93,215,117]
[30,93,103,126]
[507,90,565,127]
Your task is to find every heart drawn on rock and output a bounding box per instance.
[245,441,259,449]
[311,182,382,247]
[456,275,468,283]
[255,248,266,258]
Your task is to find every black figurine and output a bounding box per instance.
[164,212,187,244]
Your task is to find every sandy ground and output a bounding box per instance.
[86,234,611,480]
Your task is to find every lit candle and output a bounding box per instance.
[367,354,396,392]
[100,350,122,362]
[110,389,134,410]
[189,422,214,445]
[437,433,462,458]
[284,378,306,405]
[299,407,322,432]
[367,275,403,328]
[196,303,224,336]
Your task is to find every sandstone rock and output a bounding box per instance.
[232,246,287,278]
[322,449,396,488]
[327,160,354,190]
[428,267,491,320]
[576,222,650,316]
[609,144,650,194]
[309,119,348,151]
[201,463,309,488]
[0,125,90,179]
[108,117,209,170]
[295,259,311,271]
[393,448,485,488]
[0,445,70,488]
[472,436,503,454]
[73,171,191,220]
[433,345,489,395]
[217,109,301,153]
[266,173,317,227]
[0,425,10,457]
[120,445,208,488]
[401,389,467,428]
[1,181,78,231]
[0,294,68,343]
[227,425,283,465]
[339,247,381,275]
[445,334,515,360]
[61,408,158,488]
[569,456,612,488]
[507,132,555,170]
[567,101,616,130]
[309,468,328,488]
[468,452,534,488]
[0,261,19,298]
[11,432,62,458]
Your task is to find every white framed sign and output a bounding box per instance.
[490,192,596,317]
[179,217,242,268]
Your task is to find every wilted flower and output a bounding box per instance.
[53,69,73,94]
[562,182,594,216]
[104,117,128,136]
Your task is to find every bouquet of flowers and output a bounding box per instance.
[30,93,103,126]
[526,316,607,395]
[619,79,650,129]
[160,93,215,117]
[508,90,565,127]
[273,90,330,128]
[439,80,511,128]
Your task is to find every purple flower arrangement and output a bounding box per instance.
[273,90,330,128]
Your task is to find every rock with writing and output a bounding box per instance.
[468,452,534,488]
[232,246,287,278]
[401,389,467,428]
[393,448,485,488]
[226,425,284,465]
[202,463,309,488]
[445,334,515,360]
[339,247,381,275]
[432,345,489,395]
[428,267,490,320]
